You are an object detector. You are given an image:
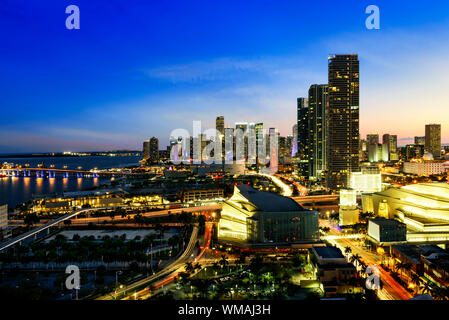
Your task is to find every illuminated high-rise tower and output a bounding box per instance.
[326,54,360,190]
[142,140,150,160]
[149,137,159,163]
[216,116,225,136]
[308,84,328,180]
[297,97,310,178]
[216,116,225,161]
[292,124,298,157]
[425,124,441,159]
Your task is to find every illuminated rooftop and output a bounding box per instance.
[233,185,304,212]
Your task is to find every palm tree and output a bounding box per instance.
[344,246,352,257]
[393,261,403,274]
[411,273,421,295]
[350,254,361,269]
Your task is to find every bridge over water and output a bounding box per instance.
[0,167,154,178]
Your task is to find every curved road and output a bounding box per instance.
[97,226,199,300]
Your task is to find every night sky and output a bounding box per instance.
[1,0,449,152]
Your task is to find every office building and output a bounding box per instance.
[311,246,358,297]
[415,136,425,146]
[327,54,360,190]
[216,116,224,136]
[425,124,442,159]
[405,144,425,160]
[339,189,359,226]
[215,116,225,160]
[254,123,265,165]
[218,185,319,244]
[142,140,150,160]
[367,134,381,162]
[403,159,446,176]
[181,188,224,203]
[297,97,310,178]
[0,204,7,230]
[292,124,298,157]
[149,137,159,163]
[382,134,397,161]
[308,84,329,180]
[224,127,235,162]
[296,85,329,180]
[349,167,382,194]
[367,218,407,244]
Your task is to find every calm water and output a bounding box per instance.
[0,156,141,209]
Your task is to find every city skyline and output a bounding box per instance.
[2,1,449,153]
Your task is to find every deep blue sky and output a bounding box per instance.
[1,0,449,152]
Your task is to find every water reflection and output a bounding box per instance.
[36,177,43,194]
[62,177,68,191]
[49,177,55,193]
[0,176,109,208]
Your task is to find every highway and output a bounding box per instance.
[97,226,200,300]
[123,221,214,300]
[0,204,221,252]
[250,172,293,197]
[0,207,94,252]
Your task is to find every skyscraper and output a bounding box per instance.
[308,84,328,180]
[142,140,150,160]
[292,124,298,157]
[216,116,224,137]
[366,134,380,162]
[255,123,264,164]
[414,136,425,146]
[216,116,225,161]
[297,97,310,178]
[382,134,397,161]
[326,54,360,190]
[224,127,235,162]
[235,122,248,161]
[425,124,441,159]
[149,137,159,163]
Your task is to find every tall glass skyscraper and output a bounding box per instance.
[297,97,310,178]
[216,116,225,136]
[308,84,328,180]
[425,124,441,159]
[326,54,360,190]
[296,85,328,181]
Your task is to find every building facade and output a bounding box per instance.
[367,218,407,244]
[425,124,441,159]
[218,185,319,244]
[297,97,310,178]
[308,84,329,180]
[327,54,360,190]
[403,161,446,176]
[0,204,7,230]
[149,137,159,163]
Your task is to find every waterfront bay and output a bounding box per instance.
[0,155,141,209]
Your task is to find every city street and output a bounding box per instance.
[321,219,413,300]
